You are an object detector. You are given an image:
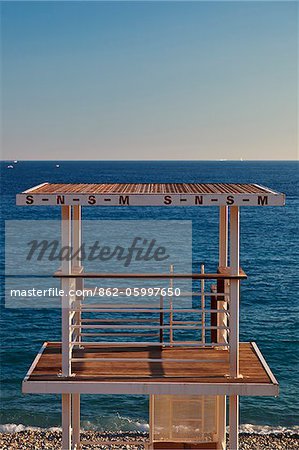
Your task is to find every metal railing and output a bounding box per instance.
[59,265,234,372]
[56,263,240,449]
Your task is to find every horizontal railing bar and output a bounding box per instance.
[184,294,233,299]
[81,318,157,323]
[72,324,229,330]
[172,340,227,345]
[180,292,229,297]
[54,272,246,280]
[71,357,228,363]
[71,341,229,347]
[81,303,161,308]
[80,301,230,308]
[172,320,212,324]
[73,308,229,313]
[80,332,159,337]
[81,307,164,312]
[82,291,230,298]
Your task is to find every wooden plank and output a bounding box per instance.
[20,183,281,195]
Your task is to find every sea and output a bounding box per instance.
[0,160,298,435]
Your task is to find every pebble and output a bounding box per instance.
[0,431,298,449]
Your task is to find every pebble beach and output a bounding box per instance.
[0,430,298,450]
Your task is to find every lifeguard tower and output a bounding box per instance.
[17,182,284,450]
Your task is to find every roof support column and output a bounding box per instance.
[61,206,72,450]
[229,206,240,450]
[229,205,240,377]
[72,205,82,343]
[218,206,229,344]
[218,206,228,450]
[61,205,72,376]
[71,206,82,449]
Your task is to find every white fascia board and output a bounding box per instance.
[22,380,279,396]
[16,193,285,207]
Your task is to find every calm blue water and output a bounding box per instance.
[0,161,298,433]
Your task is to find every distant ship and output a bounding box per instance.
[7,165,14,169]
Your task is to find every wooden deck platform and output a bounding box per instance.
[23,342,278,396]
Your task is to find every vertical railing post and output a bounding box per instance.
[229,205,240,450]
[210,284,217,343]
[200,264,205,344]
[61,205,72,450]
[169,264,174,345]
[159,295,164,343]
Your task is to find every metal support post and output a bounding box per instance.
[61,206,72,450]
[229,206,240,450]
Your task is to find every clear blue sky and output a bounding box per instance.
[1,1,298,160]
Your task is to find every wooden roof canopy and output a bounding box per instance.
[17,182,285,207]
